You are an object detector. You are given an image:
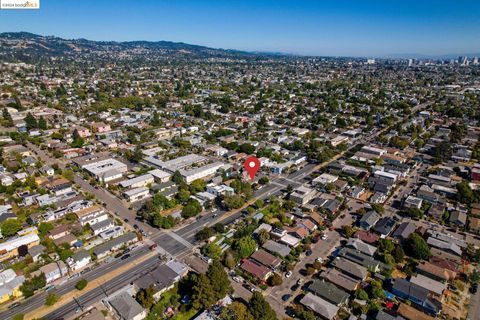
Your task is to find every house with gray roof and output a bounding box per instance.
[105,290,146,320]
[93,232,137,259]
[331,257,368,281]
[358,211,380,230]
[346,238,377,256]
[300,292,339,320]
[392,222,417,241]
[262,240,291,258]
[308,279,350,306]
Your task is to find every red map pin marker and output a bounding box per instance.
[244,156,260,181]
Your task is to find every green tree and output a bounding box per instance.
[75,279,88,290]
[71,129,85,148]
[25,113,38,130]
[62,169,75,182]
[378,239,395,254]
[181,199,202,218]
[192,274,217,309]
[1,219,22,237]
[202,243,222,260]
[342,225,355,238]
[190,179,206,193]
[369,280,385,299]
[45,293,59,306]
[235,236,257,258]
[392,245,405,263]
[268,273,283,286]
[172,170,185,184]
[249,292,277,320]
[224,195,245,210]
[355,288,369,300]
[196,227,215,241]
[12,314,24,320]
[456,181,477,205]
[2,107,13,127]
[239,143,255,154]
[38,116,48,130]
[136,285,156,309]
[219,301,254,320]
[405,233,431,260]
[257,229,270,245]
[38,222,54,237]
[258,176,269,185]
[206,260,232,300]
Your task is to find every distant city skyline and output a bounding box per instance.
[0,0,479,57]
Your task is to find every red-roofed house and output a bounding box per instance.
[240,259,273,281]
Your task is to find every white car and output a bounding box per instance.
[321,234,328,240]
[315,257,323,263]
[233,276,243,283]
[285,271,293,278]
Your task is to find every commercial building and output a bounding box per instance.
[119,174,154,189]
[0,233,40,261]
[82,158,127,183]
[123,187,150,202]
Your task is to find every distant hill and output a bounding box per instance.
[0,32,276,62]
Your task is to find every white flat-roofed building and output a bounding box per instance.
[206,184,235,197]
[181,162,226,184]
[123,187,150,202]
[148,169,172,183]
[290,186,316,205]
[373,170,398,182]
[119,174,154,189]
[144,154,206,173]
[360,146,387,156]
[82,158,127,182]
[0,233,40,261]
[330,135,349,147]
[312,173,338,186]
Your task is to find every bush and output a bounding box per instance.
[75,278,88,290]
[45,293,59,306]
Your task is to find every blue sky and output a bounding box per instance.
[0,0,479,57]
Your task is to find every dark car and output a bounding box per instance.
[282,294,291,301]
[8,302,20,309]
[124,218,129,223]
[121,254,131,260]
[470,284,478,294]
[291,284,299,291]
[305,250,313,256]
[133,224,139,229]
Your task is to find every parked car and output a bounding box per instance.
[285,271,293,278]
[121,254,131,260]
[297,278,304,285]
[306,250,313,256]
[233,276,243,283]
[149,244,158,251]
[282,294,291,301]
[8,302,20,309]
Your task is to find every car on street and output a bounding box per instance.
[124,218,129,222]
[121,254,131,260]
[297,278,304,285]
[281,294,291,301]
[133,224,139,229]
[285,271,293,278]
[306,250,312,256]
[233,276,243,283]
[315,257,323,263]
[149,244,158,251]
[8,302,20,309]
